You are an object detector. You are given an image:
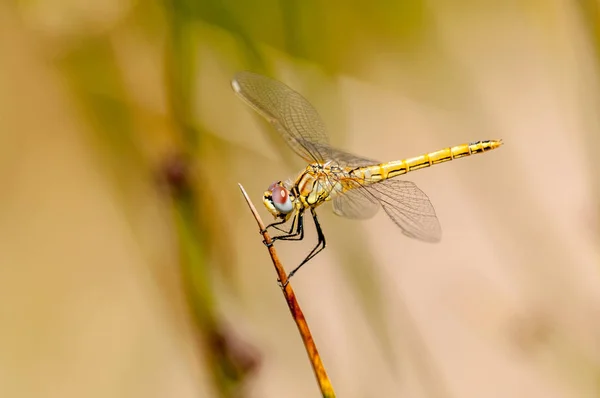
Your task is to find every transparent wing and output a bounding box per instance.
[332,188,380,219]
[321,143,378,167]
[231,71,330,163]
[371,179,441,242]
[334,177,441,242]
[326,147,442,242]
[328,146,381,219]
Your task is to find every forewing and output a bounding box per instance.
[320,144,378,167]
[232,71,330,162]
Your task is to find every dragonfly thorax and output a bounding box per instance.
[307,162,341,174]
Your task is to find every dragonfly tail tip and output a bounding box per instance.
[490,139,503,150]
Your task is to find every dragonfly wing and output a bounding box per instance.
[326,147,441,241]
[325,147,381,218]
[232,72,330,163]
[333,187,380,219]
[333,178,440,241]
[315,143,378,167]
[371,179,441,242]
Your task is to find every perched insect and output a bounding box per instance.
[232,72,502,281]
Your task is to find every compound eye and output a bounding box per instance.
[271,185,293,214]
[268,182,280,192]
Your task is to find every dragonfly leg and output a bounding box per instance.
[284,208,326,285]
[262,213,301,248]
[269,210,305,242]
[261,218,288,235]
[271,224,289,233]
[273,213,298,234]
[262,210,303,235]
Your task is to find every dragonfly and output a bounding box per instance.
[232,71,502,282]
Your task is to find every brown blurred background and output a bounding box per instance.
[1,1,599,397]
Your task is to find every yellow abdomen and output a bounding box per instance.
[363,140,503,181]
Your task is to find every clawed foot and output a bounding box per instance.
[260,227,273,247]
[277,271,295,288]
[262,239,274,248]
[277,278,290,288]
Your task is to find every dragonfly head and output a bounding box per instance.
[263,181,295,219]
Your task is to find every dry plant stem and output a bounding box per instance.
[238,184,335,398]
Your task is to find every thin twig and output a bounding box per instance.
[238,184,335,398]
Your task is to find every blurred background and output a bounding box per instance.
[1,0,600,397]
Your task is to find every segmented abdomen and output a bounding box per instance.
[358,140,503,181]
